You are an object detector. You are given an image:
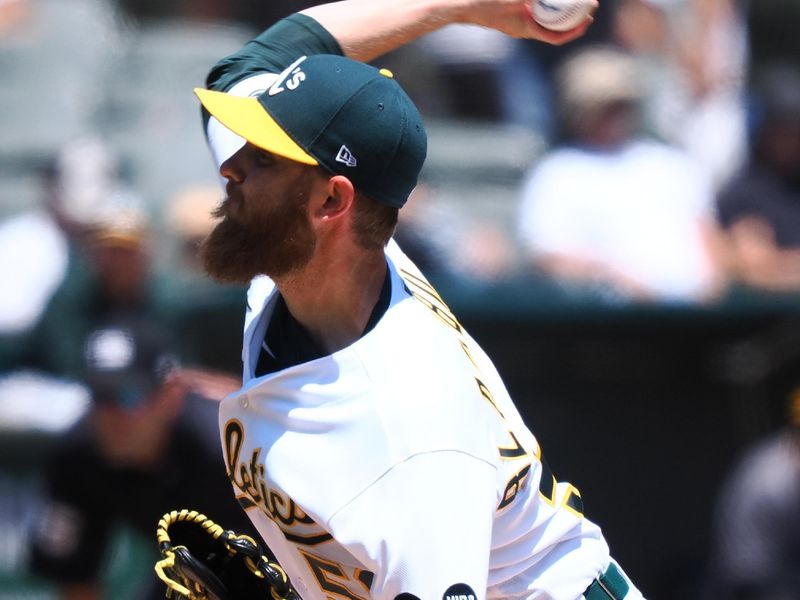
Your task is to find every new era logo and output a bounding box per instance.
[335,145,357,168]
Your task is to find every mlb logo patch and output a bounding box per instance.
[443,583,477,600]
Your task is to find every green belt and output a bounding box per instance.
[583,562,630,600]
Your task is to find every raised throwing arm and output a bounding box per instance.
[301,0,596,63]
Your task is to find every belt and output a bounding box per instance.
[583,562,630,600]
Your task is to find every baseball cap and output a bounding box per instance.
[88,188,150,250]
[195,54,427,208]
[557,46,643,112]
[82,321,179,409]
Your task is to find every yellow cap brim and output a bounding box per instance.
[194,88,318,166]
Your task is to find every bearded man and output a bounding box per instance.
[190,1,645,598]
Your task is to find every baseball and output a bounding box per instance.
[532,0,593,32]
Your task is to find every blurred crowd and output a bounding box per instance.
[2,0,800,598]
[3,0,800,305]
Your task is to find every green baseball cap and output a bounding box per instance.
[195,54,427,208]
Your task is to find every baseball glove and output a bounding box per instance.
[155,509,300,600]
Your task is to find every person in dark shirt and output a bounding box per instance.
[716,63,800,291]
[29,318,253,600]
[705,389,800,600]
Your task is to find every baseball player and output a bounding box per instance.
[194,0,644,598]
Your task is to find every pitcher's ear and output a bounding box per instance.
[316,175,356,220]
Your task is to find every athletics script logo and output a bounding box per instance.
[222,419,332,545]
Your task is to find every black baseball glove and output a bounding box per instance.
[155,509,300,600]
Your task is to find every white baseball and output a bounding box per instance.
[531,0,593,32]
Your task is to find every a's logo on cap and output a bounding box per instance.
[336,145,358,168]
[268,56,308,96]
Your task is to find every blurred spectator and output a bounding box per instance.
[165,184,222,276]
[395,182,515,284]
[517,46,726,303]
[0,138,117,337]
[492,0,618,140]
[110,0,320,28]
[0,139,244,378]
[88,197,153,313]
[412,24,514,121]
[613,0,748,189]
[28,319,253,600]
[0,195,69,336]
[704,387,800,600]
[160,183,248,374]
[393,183,453,278]
[34,190,161,379]
[716,64,800,293]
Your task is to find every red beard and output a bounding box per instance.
[200,192,316,285]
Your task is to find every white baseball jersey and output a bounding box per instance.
[205,14,645,600]
[218,242,639,600]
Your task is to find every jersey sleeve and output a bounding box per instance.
[206,13,343,92]
[327,451,497,600]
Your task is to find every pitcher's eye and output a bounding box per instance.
[253,148,275,166]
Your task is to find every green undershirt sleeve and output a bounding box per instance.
[206,13,343,92]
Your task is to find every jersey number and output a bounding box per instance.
[300,550,373,600]
[401,269,584,517]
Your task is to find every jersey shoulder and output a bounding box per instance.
[221,250,510,523]
[351,252,512,459]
